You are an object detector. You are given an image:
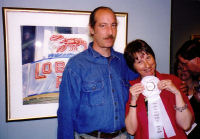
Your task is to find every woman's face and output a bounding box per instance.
[133,51,156,78]
[177,62,191,81]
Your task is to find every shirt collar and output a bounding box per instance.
[88,42,120,60]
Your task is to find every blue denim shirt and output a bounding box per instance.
[57,42,138,139]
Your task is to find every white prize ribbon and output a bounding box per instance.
[141,76,176,139]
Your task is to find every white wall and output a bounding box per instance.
[0,0,171,138]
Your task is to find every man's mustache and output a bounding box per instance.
[104,35,114,40]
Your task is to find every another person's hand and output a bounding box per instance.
[180,81,189,95]
[194,85,200,103]
[158,79,180,95]
[194,92,200,103]
[129,83,144,101]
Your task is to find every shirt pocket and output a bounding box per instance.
[82,80,105,106]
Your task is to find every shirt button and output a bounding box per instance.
[112,89,115,93]
[115,102,117,105]
[92,86,96,90]
[115,116,118,120]
[110,74,112,79]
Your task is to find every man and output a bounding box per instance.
[57,6,138,139]
[177,39,200,76]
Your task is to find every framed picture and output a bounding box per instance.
[191,34,200,40]
[3,7,128,121]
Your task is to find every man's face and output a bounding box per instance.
[90,9,117,49]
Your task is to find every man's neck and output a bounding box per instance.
[92,44,111,57]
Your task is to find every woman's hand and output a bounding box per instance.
[158,79,193,130]
[129,83,144,101]
[157,79,180,95]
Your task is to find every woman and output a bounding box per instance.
[175,60,199,97]
[124,39,194,139]
[175,60,199,98]
[174,60,200,138]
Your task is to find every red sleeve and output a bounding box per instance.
[162,74,195,123]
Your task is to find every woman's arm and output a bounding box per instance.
[158,80,193,130]
[125,83,144,135]
[125,97,138,135]
[174,91,193,130]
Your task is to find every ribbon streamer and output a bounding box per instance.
[141,76,176,139]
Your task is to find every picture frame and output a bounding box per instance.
[3,7,128,121]
[191,34,200,40]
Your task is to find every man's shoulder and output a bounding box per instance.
[112,50,123,57]
[66,49,91,69]
[112,50,127,63]
[69,49,89,61]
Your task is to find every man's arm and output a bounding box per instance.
[57,65,81,139]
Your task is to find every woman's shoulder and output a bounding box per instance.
[156,71,179,81]
[129,77,141,85]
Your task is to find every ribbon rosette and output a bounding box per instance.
[141,76,176,139]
